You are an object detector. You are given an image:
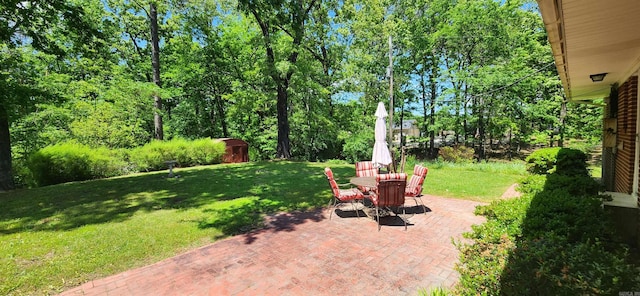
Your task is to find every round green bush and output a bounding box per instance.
[525,147,588,176]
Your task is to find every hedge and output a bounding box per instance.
[27,138,227,186]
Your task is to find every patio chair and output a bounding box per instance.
[405,165,429,214]
[355,161,378,194]
[370,178,407,231]
[324,167,365,220]
[376,172,407,182]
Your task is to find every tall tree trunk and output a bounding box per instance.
[478,99,486,160]
[215,95,229,137]
[0,105,14,191]
[463,84,470,145]
[429,63,437,159]
[276,84,291,158]
[150,3,163,140]
[419,68,428,158]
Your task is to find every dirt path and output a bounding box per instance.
[500,183,521,199]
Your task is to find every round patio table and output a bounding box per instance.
[349,176,376,188]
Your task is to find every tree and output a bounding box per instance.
[0,0,101,190]
[150,2,163,140]
[238,0,318,159]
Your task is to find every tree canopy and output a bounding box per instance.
[0,0,602,189]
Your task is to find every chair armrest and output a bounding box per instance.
[337,182,352,187]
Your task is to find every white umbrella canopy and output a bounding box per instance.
[371,102,392,167]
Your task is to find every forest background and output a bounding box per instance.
[0,0,602,190]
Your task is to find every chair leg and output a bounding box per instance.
[411,197,420,210]
[417,196,427,214]
[351,200,360,218]
[375,206,381,231]
[402,206,407,231]
[329,198,337,220]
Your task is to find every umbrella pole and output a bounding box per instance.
[388,35,395,173]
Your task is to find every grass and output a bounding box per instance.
[0,160,525,295]
[409,160,527,202]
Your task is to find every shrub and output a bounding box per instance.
[455,148,640,295]
[543,174,602,196]
[28,141,127,186]
[26,138,226,186]
[186,138,227,166]
[129,138,225,171]
[555,148,589,176]
[525,147,588,176]
[500,234,638,296]
[525,147,561,174]
[438,145,474,163]
[521,190,612,243]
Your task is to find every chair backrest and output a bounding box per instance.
[376,179,406,207]
[355,161,378,177]
[324,167,340,197]
[376,173,407,183]
[406,165,428,195]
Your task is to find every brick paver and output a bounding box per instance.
[60,195,485,296]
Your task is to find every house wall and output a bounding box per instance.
[614,76,638,194]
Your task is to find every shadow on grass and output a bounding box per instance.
[0,161,353,238]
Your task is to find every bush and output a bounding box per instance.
[555,148,589,176]
[525,147,588,176]
[25,138,226,186]
[455,148,640,295]
[521,190,612,243]
[129,138,225,171]
[187,138,227,166]
[525,147,561,174]
[28,141,127,186]
[500,234,638,296]
[543,174,603,196]
[438,145,474,163]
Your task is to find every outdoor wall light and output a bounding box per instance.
[590,72,607,82]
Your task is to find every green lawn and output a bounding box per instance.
[0,161,525,295]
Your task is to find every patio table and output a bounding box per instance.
[349,176,376,188]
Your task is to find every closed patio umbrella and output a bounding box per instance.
[372,102,392,168]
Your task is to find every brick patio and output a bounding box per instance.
[60,195,485,296]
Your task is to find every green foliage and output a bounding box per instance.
[340,130,373,163]
[525,147,588,176]
[418,286,453,296]
[129,138,225,171]
[525,147,561,174]
[455,151,640,295]
[521,191,611,242]
[543,174,603,196]
[555,148,589,176]
[518,174,547,195]
[3,0,605,192]
[438,146,474,163]
[24,138,225,187]
[500,234,637,296]
[188,138,227,165]
[27,141,127,186]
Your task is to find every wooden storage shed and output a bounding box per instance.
[218,138,249,163]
